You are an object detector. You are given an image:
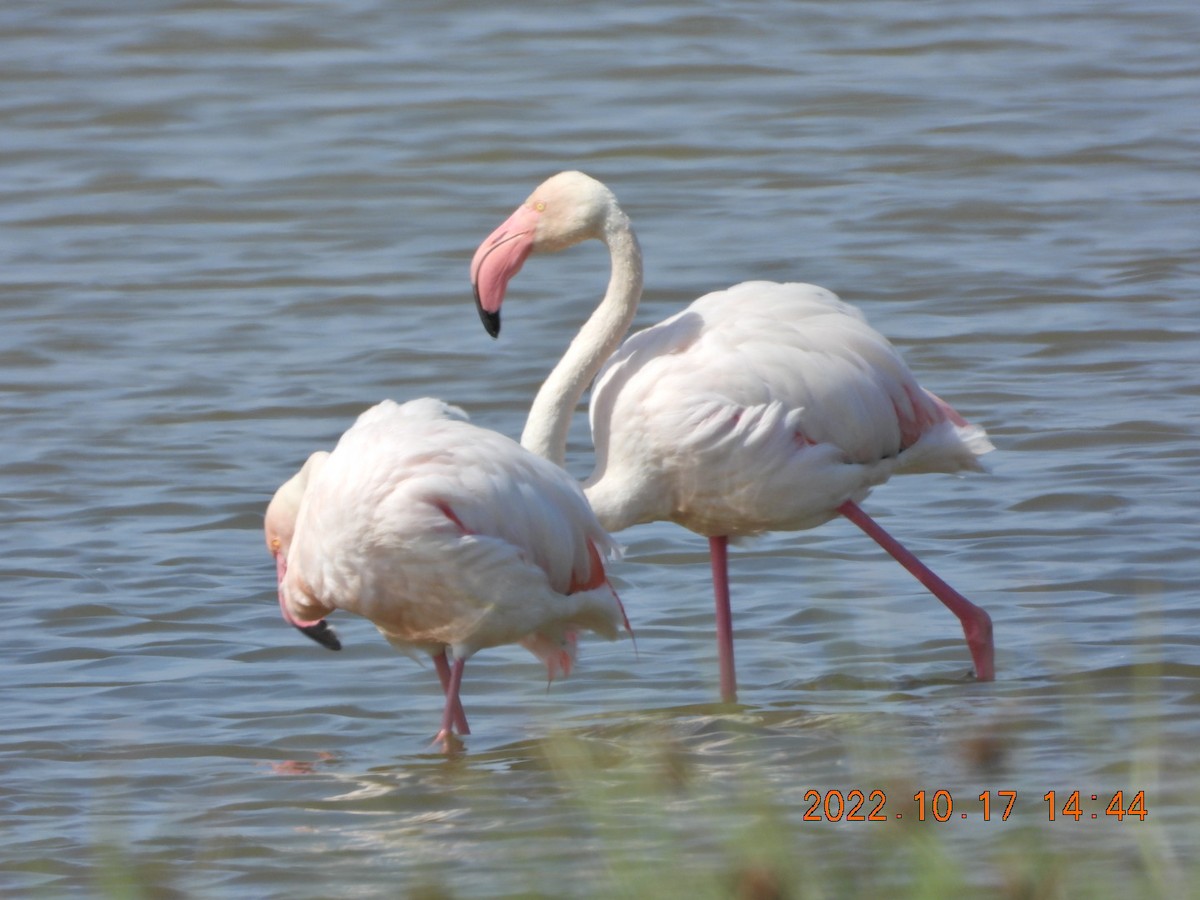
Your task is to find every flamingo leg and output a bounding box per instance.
[709,535,738,704]
[433,651,470,735]
[837,500,995,681]
[433,656,468,750]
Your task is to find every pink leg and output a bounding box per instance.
[837,500,995,681]
[433,651,470,734]
[709,536,738,703]
[433,656,468,750]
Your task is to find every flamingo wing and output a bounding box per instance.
[586,282,992,535]
[282,399,623,663]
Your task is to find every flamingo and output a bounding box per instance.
[264,397,630,748]
[470,171,995,703]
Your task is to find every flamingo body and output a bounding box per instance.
[586,280,992,537]
[265,397,628,745]
[470,172,996,698]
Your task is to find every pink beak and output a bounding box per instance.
[275,551,341,651]
[470,204,541,337]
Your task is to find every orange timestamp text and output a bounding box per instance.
[799,789,1148,822]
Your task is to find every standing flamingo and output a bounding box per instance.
[264,397,629,748]
[470,171,995,702]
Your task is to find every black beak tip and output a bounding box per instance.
[474,291,500,338]
[297,620,342,651]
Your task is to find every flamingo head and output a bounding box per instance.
[265,451,341,651]
[470,171,621,337]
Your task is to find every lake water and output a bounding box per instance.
[2,1,1198,896]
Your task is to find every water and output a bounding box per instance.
[3,0,1198,896]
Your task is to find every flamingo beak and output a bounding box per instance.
[275,551,341,651]
[294,617,342,652]
[470,204,541,338]
[475,293,500,338]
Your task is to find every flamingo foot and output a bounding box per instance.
[963,608,995,682]
[431,728,466,754]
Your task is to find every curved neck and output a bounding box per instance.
[520,218,642,467]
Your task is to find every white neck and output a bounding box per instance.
[520,216,643,467]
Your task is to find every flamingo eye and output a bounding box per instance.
[534,201,546,212]
[269,537,282,552]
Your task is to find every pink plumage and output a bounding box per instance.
[471,172,995,701]
[264,397,629,748]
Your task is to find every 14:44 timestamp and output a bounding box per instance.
[1044,790,1147,821]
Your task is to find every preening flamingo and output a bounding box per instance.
[470,171,995,702]
[264,397,629,748]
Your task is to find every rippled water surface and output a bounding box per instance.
[3,1,1198,896]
